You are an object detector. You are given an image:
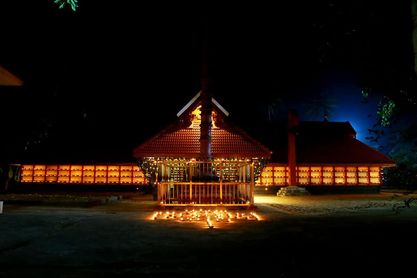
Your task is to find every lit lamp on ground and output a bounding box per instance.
[150,209,262,229]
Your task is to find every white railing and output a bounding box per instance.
[158,181,254,206]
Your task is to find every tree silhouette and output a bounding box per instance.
[303,92,337,121]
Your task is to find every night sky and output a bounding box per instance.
[0,0,414,163]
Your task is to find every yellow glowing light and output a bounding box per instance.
[189,105,218,129]
[207,217,214,229]
[149,209,263,228]
[250,212,261,221]
[151,212,158,220]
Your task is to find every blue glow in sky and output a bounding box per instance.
[327,84,378,143]
[298,75,379,144]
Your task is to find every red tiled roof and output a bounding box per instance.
[297,137,394,165]
[133,91,271,159]
[133,124,272,159]
[0,65,23,86]
[271,136,395,165]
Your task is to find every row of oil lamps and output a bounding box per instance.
[150,209,261,228]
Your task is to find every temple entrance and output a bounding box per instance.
[151,159,256,207]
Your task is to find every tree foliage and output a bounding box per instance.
[376,97,396,127]
[54,0,78,12]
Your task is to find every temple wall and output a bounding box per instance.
[18,163,384,187]
[257,164,382,186]
[19,164,147,185]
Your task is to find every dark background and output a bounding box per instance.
[0,0,414,163]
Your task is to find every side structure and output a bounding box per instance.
[257,114,395,188]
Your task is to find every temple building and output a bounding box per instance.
[11,25,395,202]
[16,94,394,199]
[257,112,395,191]
[133,91,271,206]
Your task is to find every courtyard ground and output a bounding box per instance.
[1,191,417,276]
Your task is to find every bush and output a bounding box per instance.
[383,164,417,189]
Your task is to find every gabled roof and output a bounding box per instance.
[270,120,395,166]
[133,93,271,159]
[176,91,229,117]
[296,136,394,165]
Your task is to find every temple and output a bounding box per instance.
[17,95,395,200]
[133,91,271,206]
[11,23,395,202]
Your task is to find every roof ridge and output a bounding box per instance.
[176,91,229,118]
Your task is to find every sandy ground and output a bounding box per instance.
[1,192,417,276]
[255,192,417,215]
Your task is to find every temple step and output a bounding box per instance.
[277,186,310,196]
